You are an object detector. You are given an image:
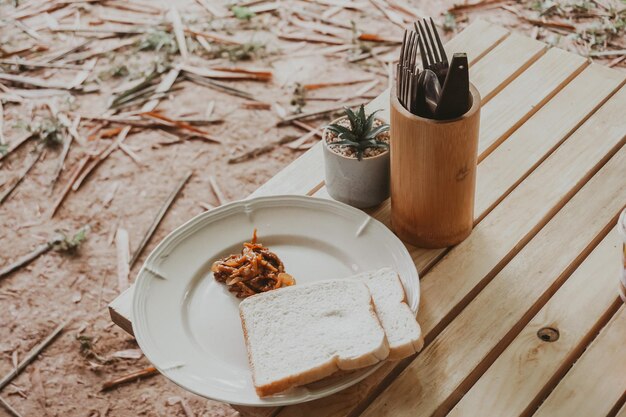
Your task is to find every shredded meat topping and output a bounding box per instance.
[211,230,295,298]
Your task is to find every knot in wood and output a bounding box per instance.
[537,327,559,342]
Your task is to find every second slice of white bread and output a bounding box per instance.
[239,280,389,397]
[352,268,424,360]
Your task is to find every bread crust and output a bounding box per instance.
[240,288,389,397]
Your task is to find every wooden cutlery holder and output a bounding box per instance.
[390,84,481,248]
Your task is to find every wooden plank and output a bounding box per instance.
[449,231,622,417]
[533,307,626,417]
[475,64,626,220]
[315,64,623,275]
[251,19,508,200]
[470,33,547,103]
[418,85,626,354]
[478,47,587,160]
[280,70,626,417]
[108,286,134,336]
[109,19,510,343]
[360,144,626,417]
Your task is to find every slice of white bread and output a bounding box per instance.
[352,268,424,360]
[239,280,389,397]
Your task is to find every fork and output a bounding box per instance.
[415,18,448,85]
[396,29,419,111]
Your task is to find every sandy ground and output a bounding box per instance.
[0,0,624,416]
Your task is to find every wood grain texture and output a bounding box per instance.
[417,84,626,350]
[475,64,626,221]
[533,307,626,417]
[470,32,547,103]
[449,231,622,417]
[361,144,626,417]
[271,21,511,417]
[478,47,587,160]
[389,85,481,248]
[281,59,626,417]
[108,286,134,336]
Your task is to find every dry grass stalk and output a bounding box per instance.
[289,16,349,37]
[0,396,23,417]
[368,0,406,28]
[0,73,69,90]
[185,29,242,45]
[608,55,626,67]
[0,147,43,205]
[228,135,296,164]
[115,228,130,292]
[72,126,131,191]
[0,242,51,281]
[180,64,272,81]
[198,201,214,210]
[289,44,352,57]
[248,2,281,13]
[193,0,229,17]
[339,78,379,102]
[96,13,161,26]
[57,113,86,146]
[68,58,97,89]
[208,175,227,205]
[386,0,424,19]
[49,155,90,218]
[101,366,159,392]
[183,73,254,100]
[118,142,144,166]
[129,171,193,267]
[63,38,137,63]
[0,59,85,70]
[278,32,347,45]
[0,133,34,161]
[0,321,67,390]
[276,100,369,126]
[500,5,577,31]
[294,9,352,29]
[139,112,222,143]
[37,40,91,64]
[0,101,5,145]
[313,0,366,10]
[448,0,506,12]
[51,25,148,35]
[80,115,223,128]
[303,77,375,91]
[169,6,189,60]
[141,67,181,112]
[210,66,273,80]
[358,33,403,43]
[286,130,318,150]
[103,0,163,15]
[241,101,272,110]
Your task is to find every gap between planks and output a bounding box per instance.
[281,83,626,417]
[358,145,626,417]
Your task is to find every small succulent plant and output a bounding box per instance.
[327,105,390,161]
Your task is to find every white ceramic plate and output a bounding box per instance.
[132,195,419,406]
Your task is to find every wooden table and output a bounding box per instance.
[109,20,626,417]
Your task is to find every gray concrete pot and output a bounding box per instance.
[322,117,390,209]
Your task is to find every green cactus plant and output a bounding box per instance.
[326,105,390,161]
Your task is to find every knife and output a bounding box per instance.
[434,53,470,120]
